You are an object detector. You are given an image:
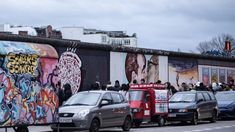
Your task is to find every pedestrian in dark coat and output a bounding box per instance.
[63,83,72,102]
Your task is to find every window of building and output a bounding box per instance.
[101,36,107,43]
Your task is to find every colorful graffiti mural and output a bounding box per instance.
[0,41,59,127]
[58,49,82,94]
[168,58,198,89]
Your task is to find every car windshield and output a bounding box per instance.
[169,93,195,103]
[64,92,101,106]
[129,90,143,101]
[216,92,235,101]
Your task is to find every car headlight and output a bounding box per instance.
[74,109,90,119]
[178,109,188,112]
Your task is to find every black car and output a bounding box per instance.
[168,91,218,125]
[216,91,235,119]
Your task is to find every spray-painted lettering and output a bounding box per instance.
[6,53,39,75]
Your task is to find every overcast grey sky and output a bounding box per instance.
[1,0,235,52]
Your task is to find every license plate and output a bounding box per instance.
[59,118,72,123]
[168,113,176,117]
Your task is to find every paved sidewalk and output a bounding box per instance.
[0,126,52,132]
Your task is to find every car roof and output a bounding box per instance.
[175,90,213,94]
[216,91,235,94]
[175,91,197,94]
[78,90,120,94]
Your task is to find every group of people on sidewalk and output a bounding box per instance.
[56,78,235,106]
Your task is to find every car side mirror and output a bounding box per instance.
[197,99,203,104]
[100,99,109,107]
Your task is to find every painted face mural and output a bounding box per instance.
[147,55,159,83]
[125,53,147,84]
[0,41,59,127]
[58,50,82,94]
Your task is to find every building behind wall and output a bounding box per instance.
[35,25,62,39]
[0,24,37,36]
[60,27,137,47]
[0,24,62,39]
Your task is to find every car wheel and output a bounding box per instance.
[157,116,165,127]
[89,119,100,132]
[122,116,131,131]
[191,112,198,125]
[210,111,217,123]
[16,126,29,132]
[53,129,63,132]
[181,121,188,124]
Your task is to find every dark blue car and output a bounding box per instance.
[216,91,235,119]
[168,91,218,125]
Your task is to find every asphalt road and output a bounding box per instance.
[1,120,235,132]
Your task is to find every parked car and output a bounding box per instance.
[167,91,218,125]
[129,84,169,127]
[215,91,235,119]
[51,90,132,132]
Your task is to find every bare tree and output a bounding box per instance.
[197,34,235,55]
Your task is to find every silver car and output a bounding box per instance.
[51,90,132,132]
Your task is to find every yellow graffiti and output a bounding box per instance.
[6,53,39,75]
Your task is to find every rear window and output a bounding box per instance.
[197,93,205,101]
[208,92,216,100]
[202,92,211,101]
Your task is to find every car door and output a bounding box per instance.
[111,92,127,125]
[98,93,115,127]
[196,92,207,119]
[143,91,151,120]
[202,92,213,118]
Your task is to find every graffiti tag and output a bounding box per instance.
[6,53,39,75]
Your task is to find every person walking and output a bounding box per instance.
[63,83,72,102]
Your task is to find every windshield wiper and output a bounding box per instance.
[177,101,191,103]
[169,100,191,103]
[70,103,90,106]
[63,103,90,106]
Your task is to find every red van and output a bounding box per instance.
[129,84,169,127]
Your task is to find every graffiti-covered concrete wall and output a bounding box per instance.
[0,40,110,127]
[2,36,235,127]
[0,41,59,126]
